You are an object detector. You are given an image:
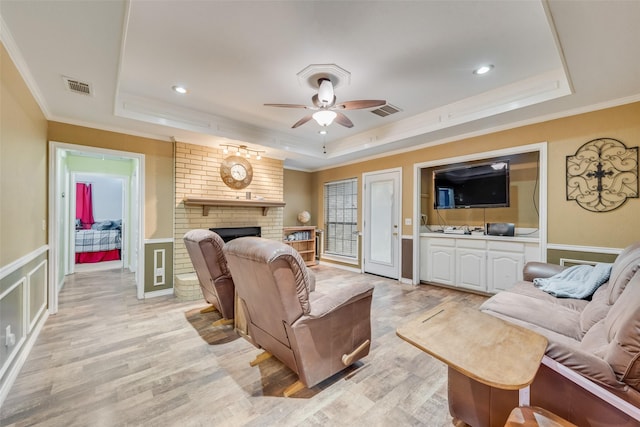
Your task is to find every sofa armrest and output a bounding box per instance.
[307,282,374,318]
[523,262,567,282]
[545,340,627,390]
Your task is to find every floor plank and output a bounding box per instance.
[1,265,486,426]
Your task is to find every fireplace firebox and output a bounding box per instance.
[209,226,261,243]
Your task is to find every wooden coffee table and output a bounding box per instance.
[396,301,547,392]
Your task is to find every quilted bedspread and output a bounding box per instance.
[75,229,121,253]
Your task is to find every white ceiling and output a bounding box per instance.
[1,1,639,171]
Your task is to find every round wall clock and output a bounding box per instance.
[220,155,253,190]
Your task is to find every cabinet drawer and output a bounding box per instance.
[487,241,525,253]
[456,239,486,250]
[428,238,456,247]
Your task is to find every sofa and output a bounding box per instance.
[448,242,640,427]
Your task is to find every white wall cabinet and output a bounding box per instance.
[420,235,539,294]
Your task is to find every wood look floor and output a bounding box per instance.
[1,265,486,427]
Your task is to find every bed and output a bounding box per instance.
[75,220,122,263]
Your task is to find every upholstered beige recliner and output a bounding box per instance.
[223,236,374,396]
[183,229,235,325]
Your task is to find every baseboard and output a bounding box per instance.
[0,309,49,408]
[144,288,174,298]
[318,260,362,274]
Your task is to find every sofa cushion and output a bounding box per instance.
[603,272,640,389]
[480,288,585,341]
[579,282,612,333]
[607,242,640,304]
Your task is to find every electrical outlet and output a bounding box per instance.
[42,219,46,231]
[5,325,16,347]
[155,268,164,276]
[404,218,412,226]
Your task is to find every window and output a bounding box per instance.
[324,178,358,259]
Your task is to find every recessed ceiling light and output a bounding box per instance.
[473,65,494,75]
[172,85,188,94]
[318,130,328,135]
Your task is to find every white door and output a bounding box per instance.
[364,169,401,279]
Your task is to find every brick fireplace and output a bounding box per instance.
[174,142,284,301]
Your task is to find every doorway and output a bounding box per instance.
[48,142,145,314]
[72,173,126,273]
[363,168,401,279]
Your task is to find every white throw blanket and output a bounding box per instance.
[533,263,612,299]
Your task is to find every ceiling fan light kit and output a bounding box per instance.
[265,64,386,129]
[313,110,337,126]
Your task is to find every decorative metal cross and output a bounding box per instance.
[566,138,638,212]
[586,161,614,193]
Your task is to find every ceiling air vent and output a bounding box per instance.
[371,103,401,117]
[62,76,92,96]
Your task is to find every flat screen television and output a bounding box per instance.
[434,161,510,209]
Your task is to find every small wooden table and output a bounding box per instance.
[396,301,547,391]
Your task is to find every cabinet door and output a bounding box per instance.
[487,251,524,293]
[427,244,455,285]
[456,249,487,291]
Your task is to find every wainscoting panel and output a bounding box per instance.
[0,247,48,406]
[27,260,47,333]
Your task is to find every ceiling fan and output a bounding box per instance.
[265,78,386,129]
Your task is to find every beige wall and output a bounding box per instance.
[47,122,174,239]
[0,43,48,265]
[283,169,313,227]
[311,102,640,250]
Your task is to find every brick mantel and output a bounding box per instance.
[174,142,284,300]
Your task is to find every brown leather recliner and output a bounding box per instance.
[223,236,374,395]
[183,229,235,323]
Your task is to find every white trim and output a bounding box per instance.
[145,238,174,244]
[0,310,49,408]
[401,234,413,240]
[546,243,623,255]
[26,260,48,333]
[0,246,48,281]
[399,277,413,285]
[318,260,361,274]
[541,355,640,421]
[144,288,174,298]
[412,142,548,285]
[311,93,640,173]
[153,249,166,286]
[49,141,146,312]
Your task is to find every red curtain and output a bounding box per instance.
[76,183,94,228]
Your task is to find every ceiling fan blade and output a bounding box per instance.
[334,112,354,128]
[292,114,313,128]
[335,100,387,110]
[264,103,309,109]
